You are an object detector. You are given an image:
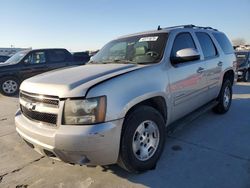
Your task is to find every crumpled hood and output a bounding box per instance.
[20,64,142,98]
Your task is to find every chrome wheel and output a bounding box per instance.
[132,120,160,161]
[2,80,18,94]
[223,86,231,108]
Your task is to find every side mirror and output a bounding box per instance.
[24,58,29,64]
[171,48,200,64]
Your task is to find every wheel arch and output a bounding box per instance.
[123,95,168,125]
[222,69,235,85]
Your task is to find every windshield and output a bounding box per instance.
[89,33,168,65]
[4,50,29,65]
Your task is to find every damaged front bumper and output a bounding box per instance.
[15,109,123,165]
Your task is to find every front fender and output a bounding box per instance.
[86,64,170,123]
[120,91,168,119]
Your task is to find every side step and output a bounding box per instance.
[167,100,218,135]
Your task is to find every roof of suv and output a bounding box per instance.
[117,24,221,39]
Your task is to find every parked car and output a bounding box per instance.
[15,25,236,173]
[0,55,10,63]
[235,51,250,81]
[0,48,87,96]
[72,51,90,62]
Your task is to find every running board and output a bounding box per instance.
[167,100,218,135]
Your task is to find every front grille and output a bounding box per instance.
[20,91,59,107]
[19,91,59,126]
[21,105,57,125]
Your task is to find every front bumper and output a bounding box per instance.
[15,109,123,165]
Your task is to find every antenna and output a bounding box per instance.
[157,25,162,30]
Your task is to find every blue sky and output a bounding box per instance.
[1,0,250,51]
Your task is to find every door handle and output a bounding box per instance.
[197,67,205,73]
[217,62,223,67]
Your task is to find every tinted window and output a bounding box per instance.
[73,52,90,62]
[196,32,217,58]
[213,33,234,54]
[48,50,67,62]
[171,33,196,57]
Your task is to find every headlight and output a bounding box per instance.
[63,96,106,125]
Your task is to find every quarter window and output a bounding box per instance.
[196,32,217,58]
[213,33,234,54]
[48,50,67,63]
[171,33,196,57]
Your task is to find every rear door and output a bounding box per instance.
[168,32,208,121]
[195,32,221,100]
[47,49,71,70]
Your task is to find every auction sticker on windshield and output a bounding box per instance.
[139,36,158,42]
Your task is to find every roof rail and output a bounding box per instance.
[159,24,218,31]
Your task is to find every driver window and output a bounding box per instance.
[25,51,46,64]
[171,33,196,57]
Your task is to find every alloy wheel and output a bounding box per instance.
[2,80,18,94]
[132,120,160,161]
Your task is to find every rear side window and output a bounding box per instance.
[48,50,67,63]
[171,32,196,57]
[213,33,234,54]
[196,32,217,58]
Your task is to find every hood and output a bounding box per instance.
[0,62,15,67]
[20,64,142,98]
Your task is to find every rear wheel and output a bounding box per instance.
[118,106,165,173]
[213,80,232,114]
[0,77,19,96]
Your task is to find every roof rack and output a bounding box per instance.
[157,24,218,31]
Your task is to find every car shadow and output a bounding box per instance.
[96,95,250,188]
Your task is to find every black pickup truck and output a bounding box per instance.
[0,48,87,96]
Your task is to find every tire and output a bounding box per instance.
[243,70,249,82]
[0,77,20,96]
[118,105,166,173]
[213,80,232,114]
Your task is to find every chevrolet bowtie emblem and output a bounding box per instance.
[25,103,36,111]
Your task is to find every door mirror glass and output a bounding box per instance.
[171,48,200,64]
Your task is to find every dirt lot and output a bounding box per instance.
[0,83,250,188]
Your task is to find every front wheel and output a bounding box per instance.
[213,80,232,114]
[118,106,165,173]
[0,77,19,96]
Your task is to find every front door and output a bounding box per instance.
[21,51,48,80]
[168,32,208,122]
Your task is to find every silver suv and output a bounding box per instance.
[15,25,236,172]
